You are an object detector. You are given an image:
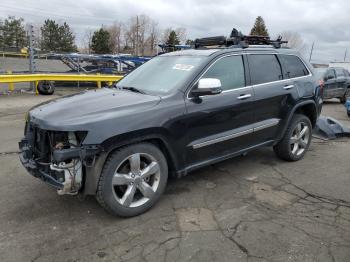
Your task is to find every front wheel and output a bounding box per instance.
[274,114,312,161]
[96,143,168,217]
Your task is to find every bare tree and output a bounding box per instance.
[82,28,94,54]
[175,27,187,44]
[147,20,159,55]
[279,31,307,54]
[107,22,123,54]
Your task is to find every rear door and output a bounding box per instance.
[184,54,255,166]
[247,54,300,144]
[324,69,337,98]
[335,68,347,97]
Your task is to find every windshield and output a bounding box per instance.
[116,56,206,95]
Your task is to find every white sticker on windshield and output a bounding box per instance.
[173,64,194,71]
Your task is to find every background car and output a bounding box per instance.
[315,67,350,103]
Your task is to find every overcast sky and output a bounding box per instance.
[1,0,349,63]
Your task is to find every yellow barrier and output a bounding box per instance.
[0,52,28,58]
[0,73,123,94]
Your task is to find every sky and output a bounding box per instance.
[1,0,350,63]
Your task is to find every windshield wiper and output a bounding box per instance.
[119,86,146,94]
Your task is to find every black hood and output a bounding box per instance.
[29,88,161,131]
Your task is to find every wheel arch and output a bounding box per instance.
[83,129,180,195]
[276,100,317,143]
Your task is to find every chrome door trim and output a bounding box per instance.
[192,129,253,149]
[191,119,280,149]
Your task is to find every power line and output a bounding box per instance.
[0,4,119,22]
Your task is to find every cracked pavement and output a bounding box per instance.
[0,93,350,262]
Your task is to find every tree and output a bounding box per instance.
[82,28,93,54]
[166,30,180,46]
[40,19,76,52]
[250,16,269,36]
[107,22,123,54]
[40,19,60,51]
[91,28,111,54]
[0,16,26,50]
[58,22,76,52]
[279,31,307,54]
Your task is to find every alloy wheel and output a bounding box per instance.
[290,122,310,156]
[112,153,160,208]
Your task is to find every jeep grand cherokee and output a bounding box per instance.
[19,36,321,217]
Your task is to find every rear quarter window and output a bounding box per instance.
[279,55,309,78]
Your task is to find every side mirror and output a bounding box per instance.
[191,78,222,97]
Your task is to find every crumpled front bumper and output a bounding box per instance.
[18,138,64,189]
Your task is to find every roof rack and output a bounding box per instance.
[194,28,288,49]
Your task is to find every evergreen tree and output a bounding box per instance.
[0,16,26,50]
[166,30,180,46]
[40,19,60,51]
[91,28,111,54]
[41,19,76,52]
[250,16,269,36]
[58,22,76,52]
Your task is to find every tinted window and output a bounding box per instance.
[335,68,345,77]
[201,55,245,91]
[279,55,309,78]
[327,69,336,79]
[344,69,350,77]
[248,55,283,85]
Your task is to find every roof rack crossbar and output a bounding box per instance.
[194,28,288,49]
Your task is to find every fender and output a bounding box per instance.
[83,130,181,195]
[276,100,318,142]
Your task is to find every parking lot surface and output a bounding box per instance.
[0,92,350,262]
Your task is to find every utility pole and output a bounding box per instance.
[344,49,347,62]
[309,41,314,62]
[28,24,36,91]
[135,15,139,56]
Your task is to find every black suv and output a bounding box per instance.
[315,67,350,103]
[19,36,320,217]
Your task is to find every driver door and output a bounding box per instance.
[184,54,255,166]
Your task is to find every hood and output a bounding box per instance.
[29,88,161,130]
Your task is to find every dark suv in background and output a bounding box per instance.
[19,33,321,217]
[315,67,350,103]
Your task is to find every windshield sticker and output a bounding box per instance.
[173,64,194,71]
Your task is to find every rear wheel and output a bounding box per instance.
[274,114,312,161]
[96,143,168,217]
[340,88,349,104]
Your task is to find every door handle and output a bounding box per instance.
[283,84,294,90]
[237,94,252,100]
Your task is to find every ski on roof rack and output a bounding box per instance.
[194,28,288,49]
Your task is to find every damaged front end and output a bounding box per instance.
[19,121,100,195]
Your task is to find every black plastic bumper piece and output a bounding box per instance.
[18,139,64,189]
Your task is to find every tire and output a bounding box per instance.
[274,114,312,162]
[96,143,168,217]
[340,88,350,104]
[340,96,346,104]
[37,81,55,95]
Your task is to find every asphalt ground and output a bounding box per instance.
[0,91,349,262]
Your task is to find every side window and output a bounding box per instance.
[335,68,345,77]
[344,69,350,77]
[327,69,336,79]
[279,55,309,78]
[201,55,245,91]
[248,54,283,85]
